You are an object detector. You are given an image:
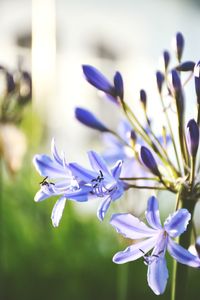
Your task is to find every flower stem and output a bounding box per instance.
[171,195,196,300]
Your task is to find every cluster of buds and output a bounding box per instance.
[33,33,200,296]
[0,64,31,174]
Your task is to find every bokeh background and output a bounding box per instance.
[1,0,200,299]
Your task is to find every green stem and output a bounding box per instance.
[159,94,182,174]
[117,263,128,300]
[171,194,196,300]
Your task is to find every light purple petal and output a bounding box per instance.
[69,163,96,182]
[51,138,63,165]
[145,196,162,230]
[167,238,200,268]
[111,160,123,179]
[110,213,157,239]
[34,189,51,202]
[65,186,91,202]
[147,257,168,295]
[97,197,111,221]
[164,209,191,238]
[88,151,111,176]
[51,196,67,227]
[33,154,67,178]
[113,235,158,264]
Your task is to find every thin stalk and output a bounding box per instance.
[121,100,179,177]
[171,193,196,300]
[127,184,168,191]
[120,176,159,181]
[197,103,200,126]
[159,94,182,173]
[189,156,196,188]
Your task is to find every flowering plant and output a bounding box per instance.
[33,33,200,299]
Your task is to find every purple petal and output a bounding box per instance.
[147,257,168,295]
[167,238,200,268]
[110,213,157,239]
[164,209,191,238]
[82,65,115,96]
[88,151,111,176]
[51,196,67,227]
[75,107,109,132]
[66,186,91,202]
[51,138,63,165]
[34,189,51,202]
[69,163,96,182]
[113,235,158,264]
[145,196,162,230]
[111,160,122,179]
[33,154,66,178]
[97,196,111,221]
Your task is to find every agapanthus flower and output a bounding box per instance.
[82,65,123,103]
[110,196,200,295]
[33,139,92,227]
[33,139,125,225]
[69,150,125,221]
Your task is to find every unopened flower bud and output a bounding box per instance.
[140,146,160,176]
[140,89,147,110]
[163,50,170,70]
[75,107,109,132]
[156,71,164,94]
[171,70,184,115]
[187,119,199,157]
[176,61,195,72]
[174,32,184,61]
[114,71,124,100]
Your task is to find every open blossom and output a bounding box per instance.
[33,139,125,226]
[69,150,125,221]
[110,196,200,295]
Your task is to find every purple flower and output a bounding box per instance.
[82,65,123,103]
[140,146,160,177]
[69,151,125,221]
[156,71,164,94]
[174,32,184,61]
[75,107,109,132]
[187,119,199,157]
[176,61,195,72]
[110,196,200,295]
[33,139,91,227]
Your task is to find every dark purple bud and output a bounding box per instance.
[140,146,160,176]
[171,69,182,91]
[130,130,137,142]
[75,107,109,132]
[171,69,184,115]
[82,65,116,97]
[176,61,195,72]
[187,119,199,157]
[194,61,200,104]
[156,71,164,94]
[114,71,124,100]
[174,32,184,61]
[163,50,170,70]
[140,89,147,109]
